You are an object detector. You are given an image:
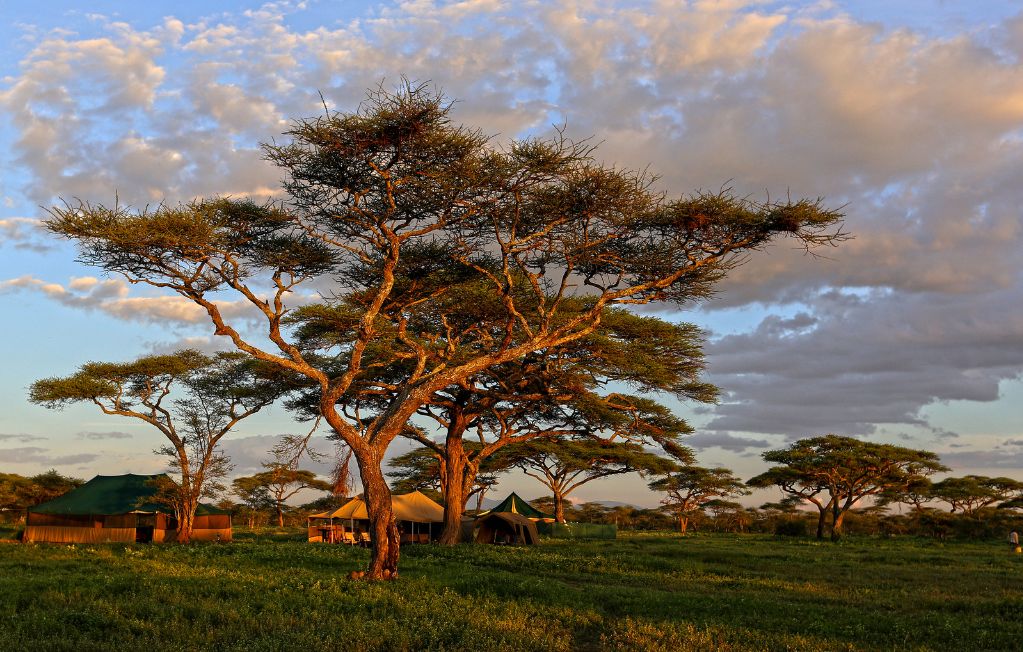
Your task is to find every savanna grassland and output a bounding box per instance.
[1,527,1021,651]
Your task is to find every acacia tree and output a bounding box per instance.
[46,82,844,577]
[930,475,1023,515]
[504,437,678,522]
[233,468,331,526]
[398,309,713,543]
[747,466,833,539]
[751,435,947,541]
[649,466,749,535]
[29,351,284,542]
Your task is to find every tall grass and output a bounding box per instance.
[2,531,1021,650]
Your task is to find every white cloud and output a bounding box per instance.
[2,1,1022,471]
[0,274,253,324]
[0,217,53,252]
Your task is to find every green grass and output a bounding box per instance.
[2,531,1021,651]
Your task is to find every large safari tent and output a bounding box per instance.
[474,511,540,545]
[308,490,444,543]
[25,474,232,543]
[481,492,556,522]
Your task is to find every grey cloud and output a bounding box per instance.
[702,287,1023,438]
[76,431,133,440]
[687,432,773,453]
[0,446,100,466]
[938,448,1023,470]
[220,434,335,478]
[0,433,46,443]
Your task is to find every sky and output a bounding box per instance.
[1,0,1022,509]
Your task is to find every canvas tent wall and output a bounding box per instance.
[25,474,231,543]
[481,493,555,522]
[308,490,444,542]
[474,512,539,545]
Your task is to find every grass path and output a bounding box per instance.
[1,529,1021,650]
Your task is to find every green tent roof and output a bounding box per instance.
[484,492,555,521]
[28,474,229,516]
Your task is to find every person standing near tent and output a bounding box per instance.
[1010,531,1020,554]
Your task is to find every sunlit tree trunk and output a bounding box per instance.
[358,455,399,578]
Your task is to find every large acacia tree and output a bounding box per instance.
[750,435,947,541]
[46,82,844,577]
[29,351,284,542]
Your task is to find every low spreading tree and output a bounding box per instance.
[29,350,286,542]
[650,466,749,535]
[747,466,833,539]
[504,437,678,522]
[46,81,845,576]
[750,435,947,541]
[930,475,1023,515]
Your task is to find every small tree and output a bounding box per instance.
[650,466,749,535]
[750,435,947,541]
[505,437,678,522]
[30,350,285,542]
[233,468,331,527]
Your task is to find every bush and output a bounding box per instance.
[774,519,809,537]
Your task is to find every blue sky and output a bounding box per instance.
[1,0,1022,508]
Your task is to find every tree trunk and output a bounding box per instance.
[176,495,197,544]
[815,508,827,540]
[679,514,689,535]
[554,492,567,523]
[438,434,468,545]
[359,456,399,578]
[276,502,285,527]
[830,502,845,542]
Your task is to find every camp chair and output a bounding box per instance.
[341,531,356,545]
[358,532,371,546]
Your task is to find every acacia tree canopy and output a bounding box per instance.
[649,465,749,535]
[45,81,845,577]
[29,350,286,542]
[751,435,947,541]
[930,475,1023,515]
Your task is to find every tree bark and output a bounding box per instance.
[359,455,399,578]
[176,495,197,544]
[276,502,285,527]
[830,503,845,542]
[554,492,567,523]
[815,508,827,540]
[438,433,468,545]
[679,514,689,535]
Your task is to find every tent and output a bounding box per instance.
[25,474,232,543]
[474,512,539,545]
[308,490,444,543]
[480,492,556,522]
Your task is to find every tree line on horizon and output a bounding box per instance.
[6,430,1023,545]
